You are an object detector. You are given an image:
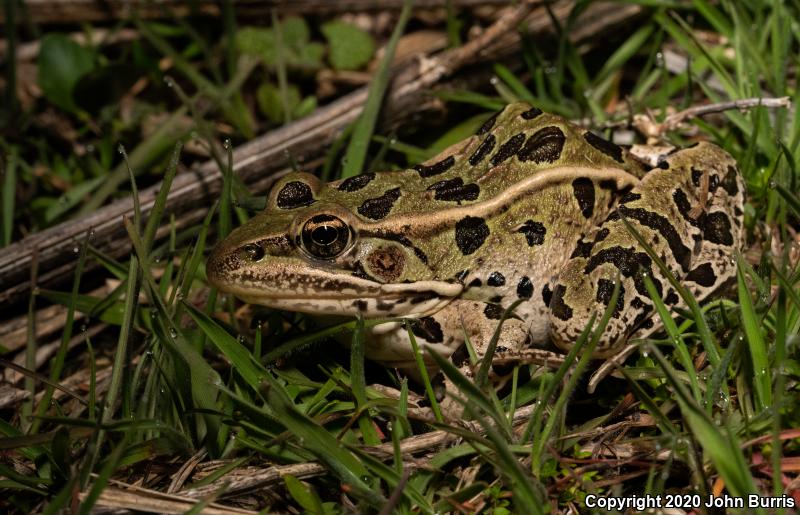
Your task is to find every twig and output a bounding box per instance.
[182,404,536,499]
[378,468,411,515]
[634,96,792,139]
[1,0,530,24]
[0,0,643,309]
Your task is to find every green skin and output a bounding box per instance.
[207,103,745,377]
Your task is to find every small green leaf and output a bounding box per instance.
[256,82,301,123]
[38,34,95,112]
[281,16,311,47]
[237,22,323,71]
[322,21,375,71]
[283,474,325,514]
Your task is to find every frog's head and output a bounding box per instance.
[207,171,463,317]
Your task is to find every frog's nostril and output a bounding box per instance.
[241,243,265,262]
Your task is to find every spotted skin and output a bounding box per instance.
[549,142,744,356]
[207,103,744,386]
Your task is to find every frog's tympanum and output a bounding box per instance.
[207,103,744,384]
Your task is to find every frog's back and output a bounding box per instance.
[323,103,648,219]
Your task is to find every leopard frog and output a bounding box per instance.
[207,103,744,382]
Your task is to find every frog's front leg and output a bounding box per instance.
[362,299,531,380]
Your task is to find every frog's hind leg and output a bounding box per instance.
[548,142,745,365]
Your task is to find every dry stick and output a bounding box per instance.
[1,0,641,309]
[3,0,522,24]
[80,480,257,515]
[635,96,792,138]
[182,404,537,500]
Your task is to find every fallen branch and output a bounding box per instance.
[634,96,792,139]
[182,404,536,499]
[3,0,522,24]
[0,1,643,310]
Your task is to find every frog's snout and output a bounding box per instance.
[206,241,244,290]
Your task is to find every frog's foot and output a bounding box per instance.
[548,142,744,360]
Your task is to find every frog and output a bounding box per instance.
[206,102,745,392]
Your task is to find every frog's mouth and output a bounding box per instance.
[208,262,463,318]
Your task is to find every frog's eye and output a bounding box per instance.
[300,214,351,259]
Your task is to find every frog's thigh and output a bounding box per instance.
[548,143,743,356]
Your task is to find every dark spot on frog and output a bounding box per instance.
[583,131,624,163]
[595,278,625,318]
[599,179,618,191]
[454,269,469,282]
[516,276,533,299]
[672,188,703,228]
[490,295,503,303]
[353,299,368,311]
[358,187,401,220]
[702,212,733,245]
[427,177,480,203]
[366,246,405,282]
[722,165,740,196]
[686,262,717,287]
[585,246,660,297]
[664,290,679,305]
[492,362,515,378]
[337,172,375,192]
[477,112,499,135]
[520,106,543,119]
[549,284,573,321]
[541,284,553,306]
[414,155,456,178]
[276,181,315,209]
[618,205,692,272]
[570,237,594,259]
[594,228,610,243]
[487,271,506,287]
[517,126,565,164]
[491,133,526,166]
[483,303,503,320]
[572,177,595,218]
[451,343,469,367]
[376,300,396,311]
[468,278,482,288]
[657,159,669,169]
[691,167,703,186]
[409,292,439,304]
[455,216,490,255]
[517,219,546,246]
[640,318,655,330]
[709,172,720,191]
[620,192,641,204]
[411,316,444,343]
[469,134,496,166]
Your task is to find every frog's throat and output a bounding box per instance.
[231,279,462,318]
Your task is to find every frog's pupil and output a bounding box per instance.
[301,214,351,259]
[312,225,338,246]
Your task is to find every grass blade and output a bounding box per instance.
[340,0,412,178]
[736,256,771,411]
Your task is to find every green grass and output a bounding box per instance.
[2,1,800,513]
